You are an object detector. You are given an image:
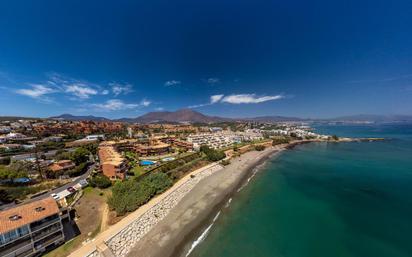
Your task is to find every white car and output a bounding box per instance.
[51,193,60,200]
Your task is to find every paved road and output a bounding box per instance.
[38,163,95,200]
[0,163,95,210]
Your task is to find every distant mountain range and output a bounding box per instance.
[50,114,110,121]
[48,111,412,123]
[2,110,411,124]
[116,109,230,123]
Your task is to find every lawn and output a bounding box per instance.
[131,165,147,177]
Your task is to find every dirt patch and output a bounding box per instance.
[45,187,106,257]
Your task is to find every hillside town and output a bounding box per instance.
[0,116,334,257]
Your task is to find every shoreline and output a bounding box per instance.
[172,147,284,257]
[126,143,295,257]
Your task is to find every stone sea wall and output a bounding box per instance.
[87,163,223,257]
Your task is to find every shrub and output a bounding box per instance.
[89,174,112,189]
[221,159,230,166]
[272,137,290,146]
[108,172,172,215]
[67,162,88,177]
[200,145,226,162]
[0,189,13,204]
[255,145,265,151]
[0,157,11,165]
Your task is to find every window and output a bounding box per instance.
[17,226,29,237]
[3,230,18,243]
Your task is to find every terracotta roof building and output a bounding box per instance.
[0,198,64,257]
[48,160,75,173]
[98,143,127,180]
[134,140,171,156]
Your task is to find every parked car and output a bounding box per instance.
[51,193,60,200]
[67,186,76,193]
[79,179,88,188]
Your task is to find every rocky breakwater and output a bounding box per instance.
[103,164,223,257]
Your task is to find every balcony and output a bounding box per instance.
[32,223,62,242]
[34,231,63,251]
[0,236,32,257]
[30,215,60,233]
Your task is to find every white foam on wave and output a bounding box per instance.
[185,211,221,257]
[224,197,233,208]
[237,163,265,192]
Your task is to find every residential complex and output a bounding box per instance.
[187,130,264,149]
[98,142,128,180]
[0,198,64,257]
[134,139,171,156]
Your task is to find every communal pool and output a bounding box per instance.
[140,160,156,166]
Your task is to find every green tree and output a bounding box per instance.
[0,165,28,183]
[255,145,265,151]
[70,147,90,165]
[0,189,13,204]
[200,145,226,162]
[89,174,112,189]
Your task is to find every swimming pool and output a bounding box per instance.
[140,160,157,166]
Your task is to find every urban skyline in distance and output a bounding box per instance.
[1,0,412,119]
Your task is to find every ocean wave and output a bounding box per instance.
[225,198,233,208]
[237,162,266,192]
[185,211,221,257]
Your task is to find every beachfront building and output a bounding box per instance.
[0,198,65,257]
[172,139,194,151]
[134,139,171,156]
[187,133,235,150]
[98,142,128,180]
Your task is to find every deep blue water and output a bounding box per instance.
[188,124,412,257]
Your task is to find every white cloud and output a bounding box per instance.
[221,94,284,104]
[65,84,98,99]
[188,103,209,108]
[102,90,109,95]
[91,99,140,111]
[155,107,164,111]
[164,80,181,86]
[110,82,133,96]
[207,78,220,84]
[210,94,224,104]
[140,99,151,107]
[189,93,284,108]
[90,98,151,111]
[16,84,56,98]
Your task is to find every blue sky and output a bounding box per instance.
[0,0,412,119]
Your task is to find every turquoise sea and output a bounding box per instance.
[188,124,412,257]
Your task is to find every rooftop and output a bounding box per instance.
[0,197,60,234]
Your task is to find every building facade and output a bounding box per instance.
[0,198,64,257]
[98,143,127,180]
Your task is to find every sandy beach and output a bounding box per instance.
[126,145,284,257]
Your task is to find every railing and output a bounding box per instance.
[30,216,60,233]
[0,236,32,257]
[32,223,62,242]
[34,231,63,250]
